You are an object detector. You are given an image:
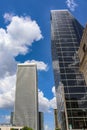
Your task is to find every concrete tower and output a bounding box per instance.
[13,63,38,130]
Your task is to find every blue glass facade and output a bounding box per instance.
[51,10,87,130]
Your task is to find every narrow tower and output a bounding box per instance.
[13,63,38,130]
[54,109,59,129]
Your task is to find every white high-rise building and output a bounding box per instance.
[13,63,38,130]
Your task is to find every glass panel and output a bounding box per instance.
[66,74,76,79]
[62,48,75,51]
[65,94,87,100]
[67,109,87,117]
[66,101,87,108]
[60,74,66,79]
[68,118,87,129]
[60,68,65,73]
[68,87,87,93]
[67,80,77,86]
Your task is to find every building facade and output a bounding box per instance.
[51,10,87,130]
[54,109,59,129]
[13,63,38,130]
[78,24,87,85]
[39,112,44,130]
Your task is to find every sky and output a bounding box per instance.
[0,0,87,130]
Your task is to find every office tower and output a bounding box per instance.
[54,109,59,129]
[51,10,87,130]
[13,63,38,130]
[78,24,87,85]
[39,112,44,130]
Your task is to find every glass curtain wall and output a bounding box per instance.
[51,10,87,130]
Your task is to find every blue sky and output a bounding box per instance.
[0,0,87,130]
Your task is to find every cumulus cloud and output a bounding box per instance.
[38,86,57,112]
[24,60,48,71]
[38,89,50,112]
[50,97,57,109]
[66,0,78,11]
[4,13,14,22]
[0,50,17,78]
[0,75,16,108]
[0,13,43,78]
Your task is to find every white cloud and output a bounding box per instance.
[44,125,49,130]
[50,86,57,109]
[66,0,78,11]
[24,60,48,71]
[44,125,53,130]
[52,86,56,96]
[0,13,43,78]
[50,97,57,109]
[0,115,10,123]
[38,86,57,112]
[0,75,16,108]
[38,89,50,112]
[4,13,13,22]
[4,115,10,123]
[0,50,17,78]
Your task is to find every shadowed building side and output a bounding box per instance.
[39,112,44,130]
[54,109,59,129]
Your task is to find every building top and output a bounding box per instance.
[18,63,37,67]
[51,9,68,12]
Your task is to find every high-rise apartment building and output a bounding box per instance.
[13,63,38,130]
[51,10,87,130]
[78,24,87,85]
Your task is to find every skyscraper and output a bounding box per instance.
[51,10,87,130]
[13,63,38,130]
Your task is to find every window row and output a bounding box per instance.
[64,87,87,94]
[60,73,84,80]
[65,93,87,100]
[58,57,75,62]
[66,100,87,109]
[54,38,79,42]
[56,43,79,47]
[59,61,79,67]
[68,118,87,129]
[67,109,87,117]
[57,52,74,57]
[57,47,78,52]
[62,79,85,86]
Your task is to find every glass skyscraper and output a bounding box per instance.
[51,10,87,130]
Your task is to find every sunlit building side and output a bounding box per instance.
[78,24,87,85]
